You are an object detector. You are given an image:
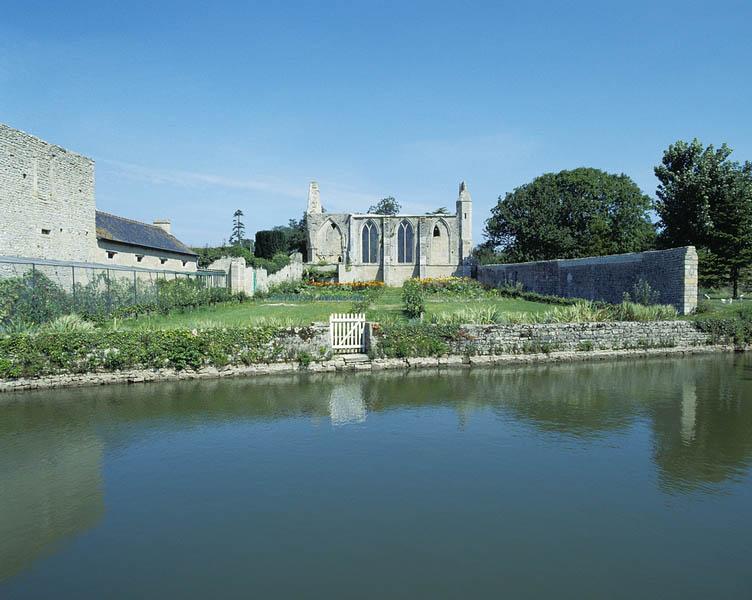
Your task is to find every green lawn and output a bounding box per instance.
[112,287,553,330]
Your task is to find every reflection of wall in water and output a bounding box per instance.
[0,429,104,582]
[648,356,752,491]
[329,382,367,425]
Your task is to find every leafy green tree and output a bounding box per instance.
[368,196,401,215]
[484,168,655,262]
[430,207,450,215]
[273,214,308,255]
[471,243,507,265]
[655,139,752,295]
[229,209,246,246]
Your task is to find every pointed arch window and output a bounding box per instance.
[397,220,414,263]
[361,221,379,263]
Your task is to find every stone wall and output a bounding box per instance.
[0,123,97,263]
[477,247,698,314]
[1,320,729,393]
[443,321,710,355]
[208,252,303,295]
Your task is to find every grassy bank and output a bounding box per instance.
[109,286,552,330]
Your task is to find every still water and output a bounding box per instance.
[1,355,752,598]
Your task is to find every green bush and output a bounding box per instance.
[402,279,425,318]
[372,322,459,358]
[694,305,752,346]
[248,252,291,275]
[0,325,321,379]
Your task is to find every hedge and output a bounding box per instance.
[254,230,286,259]
[0,326,324,379]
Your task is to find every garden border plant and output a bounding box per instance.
[0,325,330,379]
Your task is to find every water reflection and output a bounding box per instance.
[1,354,751,586]
[328,383,367,425]
[0,419,104,581]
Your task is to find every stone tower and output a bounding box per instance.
[456,181,473,261]
[307,181,322,214]
[0,123,97,263]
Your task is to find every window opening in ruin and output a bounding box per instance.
[41,229,50,235]
[397,220,414,263]
[361,221,379,263]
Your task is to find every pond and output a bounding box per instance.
[1,355,752,598]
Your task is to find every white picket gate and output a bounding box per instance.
[329,313,366,353]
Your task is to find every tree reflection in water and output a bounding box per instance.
[1,353,751,585]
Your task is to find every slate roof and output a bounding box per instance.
[95,211,197,257]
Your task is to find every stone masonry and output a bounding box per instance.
[0,123,97,263]
[477,246,699,314]
[305,181,473,285]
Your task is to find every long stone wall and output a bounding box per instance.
[1,320,729,393]
[444,321,710,354]
[477,247,698,314]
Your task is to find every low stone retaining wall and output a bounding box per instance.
[0,319,735,394]
[0,344,734,393]
[447,321,710,354]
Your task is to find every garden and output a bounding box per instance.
[1,272,751,380]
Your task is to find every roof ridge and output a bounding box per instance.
[95,211,196,256]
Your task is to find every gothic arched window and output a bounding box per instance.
[361,221,379,263]
[397,220,414,263]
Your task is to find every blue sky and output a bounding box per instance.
[2,1,750,246]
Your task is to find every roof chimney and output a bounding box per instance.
[153,219,172,235]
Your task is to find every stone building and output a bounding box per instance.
[0,123,197,271]
[305,181,473,285]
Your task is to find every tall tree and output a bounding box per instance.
[655,139,752,295]
[484,168,655,262]
[229,209,246,246]
[273,213,308,255]
[368,196,401,215]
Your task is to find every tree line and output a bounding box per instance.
[192,211,307,270]
[480,139,752,296]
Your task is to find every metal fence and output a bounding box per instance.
[0,255,227,325]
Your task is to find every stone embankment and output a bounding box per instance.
[0,319,736,394]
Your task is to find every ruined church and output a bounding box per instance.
[305,181,473,285]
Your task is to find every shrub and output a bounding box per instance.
[610,302,677,322]
[402,279,426,319]
[0,325,322,379]
[623,279,661,306]
[418,277,485,297]
[694,305,752,346]
[429,306,505,325]
[248,252,291,275]
[372,322,459,358]
[41,314,96,333]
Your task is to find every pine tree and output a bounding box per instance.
[229,209,245,246]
